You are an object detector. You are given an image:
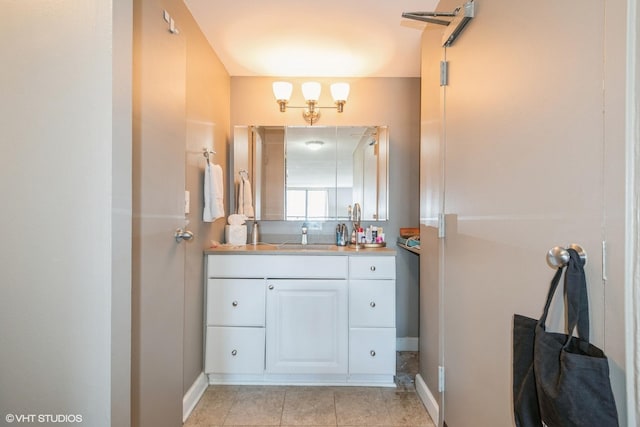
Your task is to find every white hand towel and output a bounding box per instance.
[203,163,224,222]
[240,176,254,218]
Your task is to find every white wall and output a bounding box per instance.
[1,2,131,426]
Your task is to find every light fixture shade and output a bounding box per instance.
[301,82,321,102]
[330,83,350,102]
[305,140,324,150]
[272,81,293,101]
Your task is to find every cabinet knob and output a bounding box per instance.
[231,349,237,356]
[232,300,238,307]
[370,301,376,308]
[370,350,376,357]
[370,265,376,272]
[268,284,274,290]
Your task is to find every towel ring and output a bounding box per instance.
[546,244,587,269]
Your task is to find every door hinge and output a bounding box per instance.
[438,365,445,392]
[438,213,446,239]
[440,61,449,86]
[602,240,607,282]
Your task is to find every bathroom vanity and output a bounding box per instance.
[203,245,396,386]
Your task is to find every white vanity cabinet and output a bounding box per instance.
[204,250,395,386]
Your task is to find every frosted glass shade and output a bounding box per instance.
[301,82,322,102]
[272,81,293,101]
[330,83,350,102]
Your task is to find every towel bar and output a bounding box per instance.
[546,244,587,268]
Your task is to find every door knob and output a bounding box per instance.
[175,228,194,243]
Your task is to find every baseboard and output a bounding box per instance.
[415,373,439,424]
[396,337,419,351]
[183,372,208,422]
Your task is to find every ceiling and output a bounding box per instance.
[183,0,441,78]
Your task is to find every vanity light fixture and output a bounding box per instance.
[273,81,350,125]
[305,140,324,151]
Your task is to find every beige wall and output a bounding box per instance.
[1,2,130,426]
[419,0,628,425]
[230,77,422,339]
[174,1,231,396]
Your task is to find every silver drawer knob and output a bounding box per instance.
[231,349,237,356]
[268,284,274,290]
[370,301,376,308]
[232,301,238,307]
[370,350,376,357]
[370,266,376,272]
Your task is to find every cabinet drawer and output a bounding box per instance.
[349,280,395,327]
[205,326,265,374]
[349,256,395,279]
[349,328,396,375]
[207,255,348,279]
[207,279,265,326]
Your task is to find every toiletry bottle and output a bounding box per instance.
[251,222,259,245]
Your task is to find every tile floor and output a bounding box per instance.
[184,352,435,427]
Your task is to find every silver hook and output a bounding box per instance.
[203,147,216,163]
[546,244,587,269]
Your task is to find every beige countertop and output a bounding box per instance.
[204,243,396,256]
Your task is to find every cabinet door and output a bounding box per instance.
[266,280,348,374]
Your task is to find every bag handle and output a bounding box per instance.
[538,266,564,328]
[537,248,590,343]
[564,248,589,343]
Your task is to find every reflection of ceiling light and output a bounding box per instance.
[273,81,350,125]
[305,140,324,151]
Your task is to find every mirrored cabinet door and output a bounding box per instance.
[232,125,389,221]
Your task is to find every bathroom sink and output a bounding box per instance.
[274,243,336,250]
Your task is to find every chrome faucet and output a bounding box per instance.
[352,203,361,249]
[301,224,308,245]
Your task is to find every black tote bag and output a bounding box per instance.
[513,268,563,427]
[513,249,619,427]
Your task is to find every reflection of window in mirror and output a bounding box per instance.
[286,190,329,220]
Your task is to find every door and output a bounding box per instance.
[265,279,348,375]
[132,1,187,426]
[419,1,621,426]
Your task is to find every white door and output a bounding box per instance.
[265,279,348,375]
[132,1,187,426]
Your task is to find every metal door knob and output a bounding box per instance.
[370,266,376,271]
[175,228,194,243]
[231,349,237,356]
[370,350,376,357]
[232,301,238,307]
[370,301,376,308]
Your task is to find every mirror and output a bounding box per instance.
[232,125,388,221]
